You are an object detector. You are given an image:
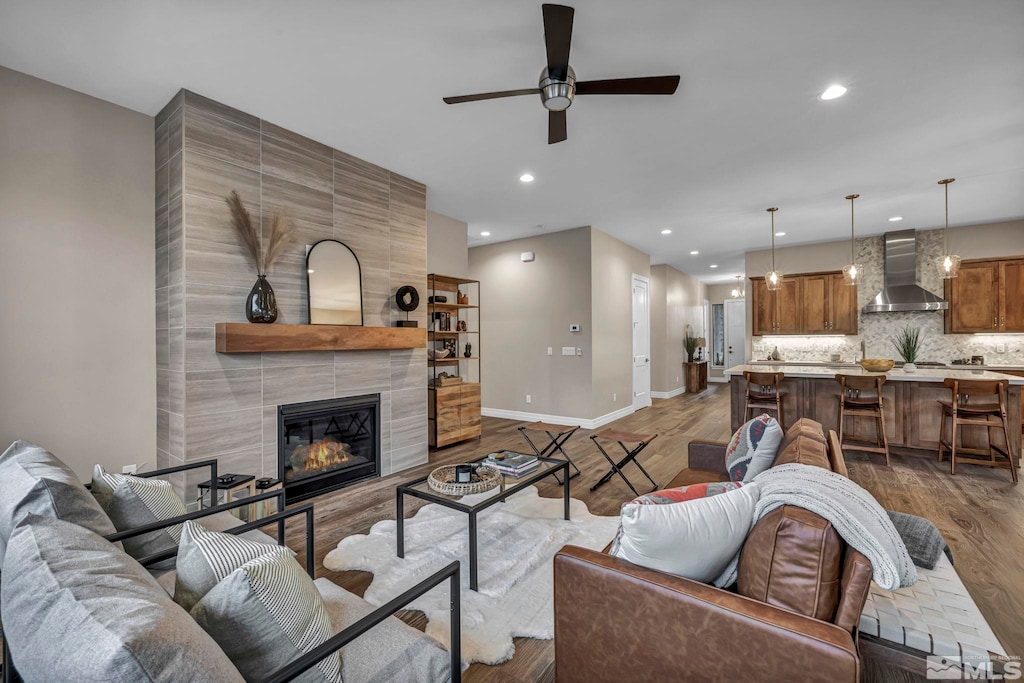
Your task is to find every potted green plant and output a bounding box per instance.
[891,325,921,372]
[683,334,699,363]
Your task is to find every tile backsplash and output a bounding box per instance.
[751,230,1024,366]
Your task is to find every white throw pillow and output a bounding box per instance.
[611,482,760,582]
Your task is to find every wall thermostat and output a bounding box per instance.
[521,251,535,262]
[569,323,581,333]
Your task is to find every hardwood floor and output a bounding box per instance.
[286,383,1024,681]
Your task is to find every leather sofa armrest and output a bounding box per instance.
[687,440,729,473]
[554,546,860,683]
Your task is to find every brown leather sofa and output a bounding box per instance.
[554,419,874,683]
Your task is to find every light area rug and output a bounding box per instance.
[323,485,619,665]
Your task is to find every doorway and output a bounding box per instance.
[724,298,746,370]
[631,274,651,411]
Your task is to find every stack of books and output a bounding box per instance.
[481,451,539,477]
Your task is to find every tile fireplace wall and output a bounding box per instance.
[154,90,427,495]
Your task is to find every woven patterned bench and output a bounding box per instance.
[860,553,1007,674]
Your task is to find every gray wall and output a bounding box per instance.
[0,66,155,480]
[469,228,594,418]
[426,210,469,278]
[591,229,651,414]
[650,264,706,394]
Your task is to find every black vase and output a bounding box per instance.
[246,275,278,323]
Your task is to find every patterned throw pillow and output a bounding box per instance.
[91,464,187,562]
[610,481,760,582]
[181,522,342,683]
[725,414,784,482]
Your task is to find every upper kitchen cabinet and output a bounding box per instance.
[945,256,1024,333]
[752,271,858,336]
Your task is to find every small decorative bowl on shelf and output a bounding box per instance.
[860,358,895,373]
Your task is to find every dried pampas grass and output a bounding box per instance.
[225,190,294,276]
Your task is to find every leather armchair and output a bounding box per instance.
[554,547,860,683]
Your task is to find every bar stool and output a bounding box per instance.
[938,378,1018,483]
[743,371,785,428]
[835,374,890,465]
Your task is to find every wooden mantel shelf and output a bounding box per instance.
[215,323,425,353]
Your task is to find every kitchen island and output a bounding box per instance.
[725,364,1023,463]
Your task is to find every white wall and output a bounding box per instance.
[650,264,706,394]
[0,67,155,479]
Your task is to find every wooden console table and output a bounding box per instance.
[684,361,708,394]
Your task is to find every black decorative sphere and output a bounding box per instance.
[395,285,420,312]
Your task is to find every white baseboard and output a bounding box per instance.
[651,386,686,399]
[708,376,728,383]
[481,404,637,430]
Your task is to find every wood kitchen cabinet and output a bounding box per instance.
[751,271,858,335]
[945,256,1024,333]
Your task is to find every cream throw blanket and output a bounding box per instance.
[713,463,917,590]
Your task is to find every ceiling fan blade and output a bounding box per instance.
[576,75,681,96]
[548,110,567,144]
[542,4,574,79]
[443,88,540,105]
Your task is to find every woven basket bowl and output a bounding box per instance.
[427,464,501,496]
[860,358,895,372]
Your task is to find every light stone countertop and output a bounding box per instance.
[748,360,1024,371]
[725,364,1024,385]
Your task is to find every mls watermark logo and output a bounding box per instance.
[927,655,1022,680]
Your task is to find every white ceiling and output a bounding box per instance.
[3,0,1022,283]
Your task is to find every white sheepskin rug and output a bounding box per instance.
[323,485,619,665]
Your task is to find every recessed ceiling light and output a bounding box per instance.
[888,216,903,222]
[775,231,786,237]
[519,173,534,183]
[709,264,718,268]
[690,250,699,255]
[661,229,672,235]
[480,231,491,236]
[819,84,847,101]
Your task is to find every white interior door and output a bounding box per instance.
[725,298,746,369]
[632,274,651,410]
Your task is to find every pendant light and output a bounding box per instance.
[841,194,862,285]
[731,275,745,298]
[765,207,782,291]
[935,178,961,278]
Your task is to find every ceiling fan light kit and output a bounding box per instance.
[442,4,680,144]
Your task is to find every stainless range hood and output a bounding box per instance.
[862,229,948,313]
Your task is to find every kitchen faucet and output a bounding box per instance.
[860,339,866,362]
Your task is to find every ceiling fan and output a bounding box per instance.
[443,3,680,144]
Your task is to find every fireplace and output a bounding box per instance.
[278,395,381,502]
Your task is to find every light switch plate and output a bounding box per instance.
[576,347,583,356]
[547,347,553,356]
[562,346,575,356]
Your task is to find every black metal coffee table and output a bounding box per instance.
[396,454,569,591]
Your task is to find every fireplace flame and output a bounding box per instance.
[291,439,350,474]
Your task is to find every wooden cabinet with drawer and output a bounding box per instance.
[428,382,482,448]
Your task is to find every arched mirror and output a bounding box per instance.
[306,239,363,325]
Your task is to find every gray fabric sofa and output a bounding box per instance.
[0,441,461,682]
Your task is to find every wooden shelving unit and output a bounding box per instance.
[428,273,481,448]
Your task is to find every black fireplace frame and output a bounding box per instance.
[278,394,381,503]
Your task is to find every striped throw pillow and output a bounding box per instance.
[174,520,285,611]
[184,524,342,683]
[91,464,187,561]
